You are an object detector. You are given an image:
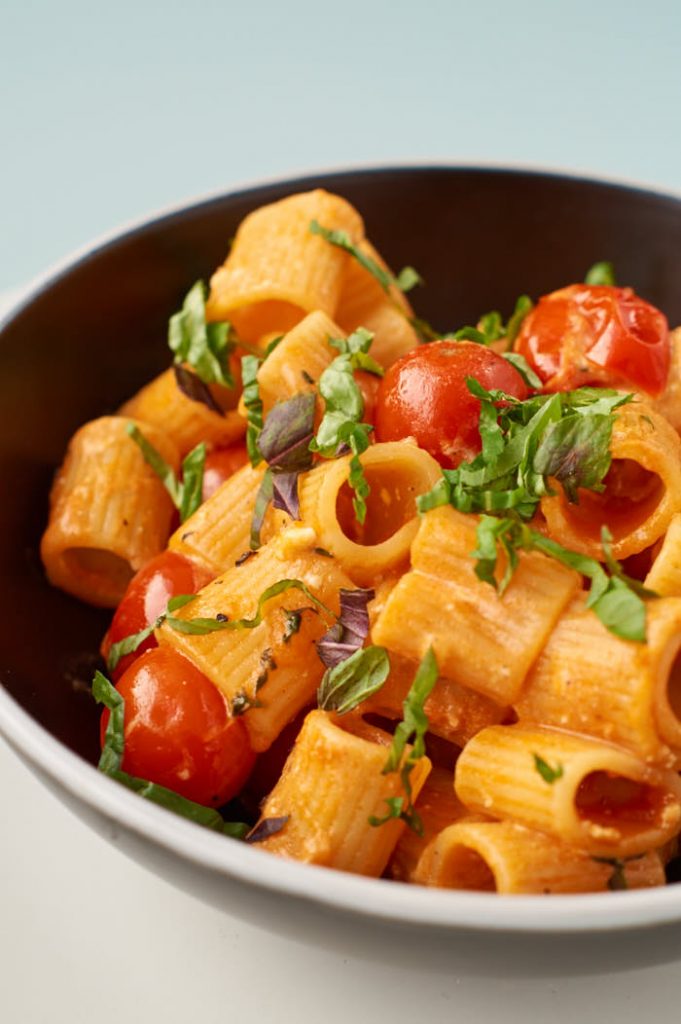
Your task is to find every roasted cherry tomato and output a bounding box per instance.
[101,551,214,680]
[514,284,669,395]
[100,648,255,806]
[355,370,381,426]
[375,340,529,468]
[202,443,249,500]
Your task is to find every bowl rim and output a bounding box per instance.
[3,162,681,936]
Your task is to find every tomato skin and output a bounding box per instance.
[100,648,255,806]
[515,284,669,395]
[101,551,214,680]
[354,370,381,425]
[202,443,249,500]
[374,340,529,468]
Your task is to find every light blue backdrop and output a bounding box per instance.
[2,0,680,290]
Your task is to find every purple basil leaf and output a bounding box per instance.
[258,392,316,473]
[245,816,289,843]
[250,468,274,550]
[316,587,375,668]
[173,364,224,416]
[271,470,301,520]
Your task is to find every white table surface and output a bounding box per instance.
[4,2,681,1016]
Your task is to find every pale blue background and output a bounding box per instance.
[2,0,681,291]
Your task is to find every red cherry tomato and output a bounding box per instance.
[100,648,255,806]
[514,284,669,395]
[354,370,381,426]
[202,443,249,500]
[101,551,214,680]
[375,340,529,468]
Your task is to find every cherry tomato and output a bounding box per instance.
[355,370,381,425]
[514,284,669,395]
[375,340,529,468]
[101,551,214,680]
[202,443,249,500]
[100,648,255,806]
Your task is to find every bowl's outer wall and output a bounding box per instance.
[2,165,681,757]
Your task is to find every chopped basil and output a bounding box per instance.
[241,354,264,468]
[173,364,224,415]
[245,816,289,843]
[585,261,616,287]
[126,424,206,523]
[168,280,235,388]
[591,854,643,891]
[282,609,303,643]
[533,753,564,784]
[250,468,273,550]
[317,645,390,715]
[370,648,439,835]
[316,587,374,668]
[311,330,380,524]
[451,295,534,349]
[309,220,422,297]
[502,352,542,389]
[92,671,248,838]
[472,517,652,642]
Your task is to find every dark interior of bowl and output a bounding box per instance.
[2,166,681,763]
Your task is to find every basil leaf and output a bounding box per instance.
[258,392,316,473]
[92,670,249,837]
[245,816,289,843]
[372,648,438,834]
[271,471,302,520]
[505,295,534,344]
[241,353,264,467]
[585,261,616,287]
[533,413,613,503]
[317,645,390,715]
[106,622,157,674]
[329,328,384,377]
[126,424,206,524]
[590,577,647,642]
[317,587,375,668]
[127,423,180,505]
[533,753,564,784]
[502,352,542,389]
[309,220,420,298]
[368,796,405,828]
[168,281,235,387]
[250,467,273,550]
[173,365,224,415]
[167,577,335,637]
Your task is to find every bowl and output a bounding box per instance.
[3,165,681,977]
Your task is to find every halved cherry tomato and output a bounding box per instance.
[100,648,255,806]
[375,340,529,468]
[514,284,669,396]
[101,551,214,680]
[202,443,249,500]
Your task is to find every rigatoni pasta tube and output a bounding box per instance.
[371,506,580,704]
[645,513,681,596]
[256,311,342,414]
[335,238,418,367]
[388,767,472,883]
[168,462,284,573]
[297,440,442,586]
[207,190,363,342]
[156,536,353,751]
[455,724,681,857]
[541,403,681,560]
[361,653,506,749]
[515,594,681,767]
[252,710,430,876]
[120,367,245,456]
[41,416,179,607]
[412,820,665,894]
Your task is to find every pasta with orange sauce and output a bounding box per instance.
[41,189,681,895]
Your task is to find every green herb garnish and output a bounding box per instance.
[369,647,438,835]
[309,221,422,296]
[317,645,390,715]
[585,261,616,287]
[126,424,206,523]
[168,280,235,388]
[533,753,564,785]
[241,353,264,468]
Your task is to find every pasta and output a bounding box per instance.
[40,187,681,896]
